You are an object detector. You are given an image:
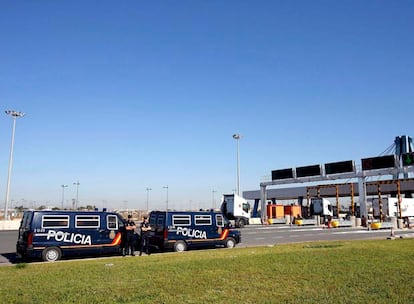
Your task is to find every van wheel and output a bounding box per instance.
[225,237,236,248]
[174,241,187,252]
[42,247,62,262]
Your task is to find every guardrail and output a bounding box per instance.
[299,219,317,226]
[268,218,287,225]
[299,219,354,227]
[337,220,353,227]
[370,222,394,230]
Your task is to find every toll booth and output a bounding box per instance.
[284,205,302,219]
[266,203,285,219]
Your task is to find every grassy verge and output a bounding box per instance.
[1,239,413,303]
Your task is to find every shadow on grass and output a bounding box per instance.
[303,244,343,249]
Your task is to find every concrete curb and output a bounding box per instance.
[0,220,20,231]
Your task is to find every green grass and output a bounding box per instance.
[1,239,413,303]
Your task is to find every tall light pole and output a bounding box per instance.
[212,190,217,209]
[4,110,25,221]
[102,200,107,210]
[233,133,241,196]
[146,187,152,212]
[73,181,80,210]
[163,186,169,211]
[61,185,68,209]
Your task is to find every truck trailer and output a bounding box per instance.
[372,197,414,218]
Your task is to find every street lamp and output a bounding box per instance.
[232,133,241,196]
[146,187,152,211]
[163,186,169,211]
[73,181,80,210]
[61,185,68,209]
[212,190,217,209]
[3,110,25,221]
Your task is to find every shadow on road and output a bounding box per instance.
[0,252,19,265]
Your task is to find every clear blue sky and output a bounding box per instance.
[0,1,413,210]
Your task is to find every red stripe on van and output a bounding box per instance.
[111,232,122,246]
[219,229,229,240]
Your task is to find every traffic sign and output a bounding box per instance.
[361,155,396,171]
[271,168,294,180]
[324,160,355,175]
[402,152,414,166]
[296,164,321,178]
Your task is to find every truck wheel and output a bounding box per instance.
[237,219,245,228]
[174,241,187,252]
[225,237,236,248]
[42,247,62,262]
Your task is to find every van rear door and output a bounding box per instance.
[149,212,166,250]
[16,211,34,257]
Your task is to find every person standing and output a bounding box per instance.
[124,214,136,256]
[139,216,151,256]
[327,215,332,229]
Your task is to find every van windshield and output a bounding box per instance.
[242,203,250,213]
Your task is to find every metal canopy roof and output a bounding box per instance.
[243,178,414,201]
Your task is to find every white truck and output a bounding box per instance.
[310,198,333,217]
[372,197,414,218]
[220,194,251,228]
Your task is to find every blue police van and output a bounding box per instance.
[16,210,126,262]
[148,210,241,252]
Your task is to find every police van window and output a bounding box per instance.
[216,214,224,227]
[107,215,118,229]
[75,215,100,228]
[172,215,191,226]
[195,215,212,226]
[149,214,157,226]
[42,215,70,228]
[21,212,32,230]
[157,215,165,226]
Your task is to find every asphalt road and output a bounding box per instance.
[238,225,414,247]
[0,230,19,265]
[1,226,413,265]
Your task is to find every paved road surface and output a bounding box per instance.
[0,230,18,265]
[238,225,413,247]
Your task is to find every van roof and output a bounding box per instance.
[150,210,222,214]
[24,210,114,214]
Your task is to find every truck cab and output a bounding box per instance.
[221,194,250,228]
[310,198,333,217]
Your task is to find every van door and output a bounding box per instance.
[148,212,166,250]
[16,211,34,257]
[193,214,217,248]
[72,214,103,254]
[101,214,123,253]
[73,214,123,254]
